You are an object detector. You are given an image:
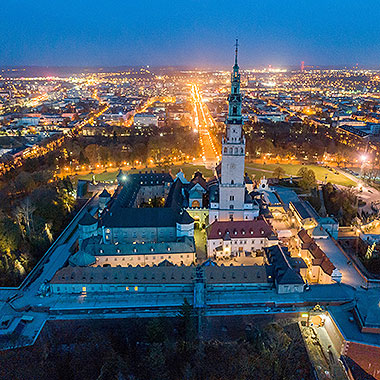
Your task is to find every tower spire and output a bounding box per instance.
[234,39,239,66]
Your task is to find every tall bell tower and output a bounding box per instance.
[218,39,246,221]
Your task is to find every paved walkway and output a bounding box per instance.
[317,237,365,288]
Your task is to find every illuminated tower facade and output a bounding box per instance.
[209,40,258,222]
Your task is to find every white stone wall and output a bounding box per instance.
[207,237,277,257]
[95,252,195,267]
[51,282,193,294]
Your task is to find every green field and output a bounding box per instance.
[245,163,356,186]
[74,164,214,183]
[73,162,356,187]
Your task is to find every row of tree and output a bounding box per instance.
[0,301,312,380]
[61,127,200,168]
[0,147,76,286]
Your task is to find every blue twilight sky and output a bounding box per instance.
[1,0,380,68]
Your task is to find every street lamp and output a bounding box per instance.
[360,154,368,178]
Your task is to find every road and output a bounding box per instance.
[317,237,366,288]
[190,84,220,168]
[336,167,380,213]
[124,96,175,127]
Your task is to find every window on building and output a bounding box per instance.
[230,195,234,201]
[192,200,200,208]
[229,205,234,209]
[231,180,234,184]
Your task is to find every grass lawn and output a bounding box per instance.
[245,162,356,187]
[73,162,355,187]
[74,164,214,183]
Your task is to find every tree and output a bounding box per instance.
[297,167,316,191]
[13,172,35,194]
[273,166,285,179]
[78,150,89,165]
[177,298,196,344]
[14,198,36,239]
[84,144,99,164]
[0,218,20,253]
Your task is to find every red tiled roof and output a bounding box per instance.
[207,218,275,240]
[299,229,335,275]
[298,229,313,246]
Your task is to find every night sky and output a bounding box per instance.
[2,0,380,67]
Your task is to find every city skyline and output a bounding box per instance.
[2,4,380,378]
[2,0,380,67]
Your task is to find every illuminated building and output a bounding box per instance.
[209,41,259,222]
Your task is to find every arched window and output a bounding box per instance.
[191,200,200,208]
[233,106,237,115]
[230,148,233,154]
[240,148,244,154]
[231,180,234,184]
[224,147,227,153]
[234,147,238,154]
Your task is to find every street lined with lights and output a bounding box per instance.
[190,84,220,167]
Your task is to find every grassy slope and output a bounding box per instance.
[245,162,356,186]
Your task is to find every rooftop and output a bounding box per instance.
[207,218,276,240]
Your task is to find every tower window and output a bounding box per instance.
[229,205,234,209]
[231,180,234,184]
[233,106,237,115]
[230,195,234,201]
[224,147,227,153]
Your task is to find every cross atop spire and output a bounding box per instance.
[234,39,239,66]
